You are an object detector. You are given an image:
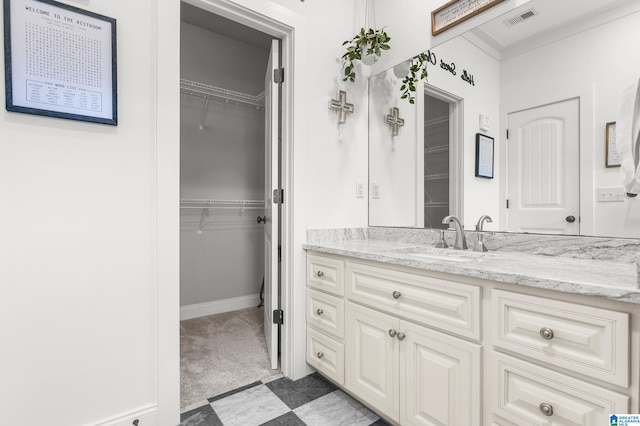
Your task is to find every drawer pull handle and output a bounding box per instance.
[392,291,402,299]
[539,403,553,417]
[316,271,324,278]
[539,327,554,340]
[388,329,397,337]
[396,332,406,341]
[316,308,324,316]
[317,351,324,359]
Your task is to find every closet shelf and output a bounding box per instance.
[424,201,449,207]
[180,79,265,110]
[180,198,266,210]
[424,173,449,181]
[424,145,449,155]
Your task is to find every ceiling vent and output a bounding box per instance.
[504,8,539,27]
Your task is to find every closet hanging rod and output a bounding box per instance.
[180,199,266,209]
[180,79,265,110]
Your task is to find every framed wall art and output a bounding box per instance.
[605,121,620,167]
[475,133,494,179]
[431,0,505,36]
[4,0,117,125]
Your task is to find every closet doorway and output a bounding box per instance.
[178,2,283,412]
[423,85,464,228]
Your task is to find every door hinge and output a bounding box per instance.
[274,68,284,84]
[273,189,284,204]
[506,199,509,209]
[506,129,509,139]
[273,309,284,325]
[278,245,282,262]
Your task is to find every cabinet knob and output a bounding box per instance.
[392,291,402,299]
[539,327,554,340]
[316,351,324,359]
[316,308,324,316]
[388,329,397,338]
[396,332,406,341]
[539,403,554,417]
[316,271,324,278]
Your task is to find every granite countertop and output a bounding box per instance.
[304,229,640,304]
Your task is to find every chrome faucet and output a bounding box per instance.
[473,215,493,252]
[442,215,467,250]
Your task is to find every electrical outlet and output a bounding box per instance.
[356,181,365,198]
[372,182,381,199]
[596,187,626,202]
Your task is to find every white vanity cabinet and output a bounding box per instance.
[306,252,481,426]
[305,251,640,426]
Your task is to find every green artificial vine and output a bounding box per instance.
[341,27,391,82]
[400,53,429,104]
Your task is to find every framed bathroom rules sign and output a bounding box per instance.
[3,0,117,125]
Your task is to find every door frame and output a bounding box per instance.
[155,1,303,423]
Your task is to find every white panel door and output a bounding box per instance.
[400,321,481,426]
[507,98,579,234]
[345,302,400,422]
[264,39,280,370]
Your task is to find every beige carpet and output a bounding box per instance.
[180,307,282,411]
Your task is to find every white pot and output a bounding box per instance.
[361,46,377,66]
[393,60,411,79]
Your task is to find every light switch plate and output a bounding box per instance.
[597,187,625,202]
[372,182,381,199]
[356,181,365,198]
[479,114,490,132]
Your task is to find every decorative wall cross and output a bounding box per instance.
[385,107,405,136]
[329,90,355,124]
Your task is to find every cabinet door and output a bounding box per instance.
[400,321,481,426]
[346,302,400,422]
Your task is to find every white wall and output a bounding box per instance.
[500,8,640,237]
[0,1,160,425]
[180,23,266,309]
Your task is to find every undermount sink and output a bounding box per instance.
[383,247,488,263]
[406,252,474,262]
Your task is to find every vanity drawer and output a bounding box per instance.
[345,260,481,340]
[493,352,629,426]
[307,253,344,296]
[307,327,344,385]
[307,289,344,339]
[492,289,629,387]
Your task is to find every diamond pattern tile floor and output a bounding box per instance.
[179,373,391,426]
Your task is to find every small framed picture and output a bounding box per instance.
[475,133,494,179]
[606,121,620,167]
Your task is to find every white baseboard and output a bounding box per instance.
[89,404,157,426]
[180,293,261,320]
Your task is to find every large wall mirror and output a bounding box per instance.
[369,0,640,238]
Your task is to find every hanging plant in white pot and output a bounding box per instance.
[341,0,391,82]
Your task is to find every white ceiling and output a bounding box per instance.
[180,2,272,51]
[467,0,637,57]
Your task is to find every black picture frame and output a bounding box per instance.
[4,0,117,125]
[475,133,494,179]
